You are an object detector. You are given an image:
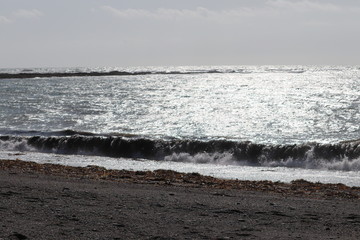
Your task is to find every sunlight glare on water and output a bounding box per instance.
[1,66,360,144]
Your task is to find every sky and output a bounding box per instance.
[1,0,359,68]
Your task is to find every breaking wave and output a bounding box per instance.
[1,133,360,171]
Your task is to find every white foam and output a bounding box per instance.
[261,156,360,171]
[0,139,35,152]
[166,151,360,171]
[1,150,360,187]
[164,152,236,165]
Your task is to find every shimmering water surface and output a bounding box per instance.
[1,65,360,144]
[1,65,360,185]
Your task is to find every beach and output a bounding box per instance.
[1,160,360,239]
[2,0,360,238]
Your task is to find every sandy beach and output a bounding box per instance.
[2,0,360,239]
[1,159,360,239]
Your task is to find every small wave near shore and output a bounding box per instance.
[1,131,360,172]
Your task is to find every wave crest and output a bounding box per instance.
[164,152,235,165]
[1,135,360,171]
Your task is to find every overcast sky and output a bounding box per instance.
[1,0,359,68]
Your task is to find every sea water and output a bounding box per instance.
[1,65,360,186]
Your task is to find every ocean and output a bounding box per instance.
[1,65,360,186]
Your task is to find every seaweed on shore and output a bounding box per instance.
[0,159,359,200]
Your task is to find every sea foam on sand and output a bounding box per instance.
[1,151,360,187]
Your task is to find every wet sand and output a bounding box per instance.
[1,159,360,239]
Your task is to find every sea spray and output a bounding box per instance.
[1,134,360,171]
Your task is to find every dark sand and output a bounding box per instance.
[1,160,360,239]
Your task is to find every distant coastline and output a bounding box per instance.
[0,69,228,79]
[0,71,161,79]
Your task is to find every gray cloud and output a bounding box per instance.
[99,1,360,28]
[0,8,43,24]
[100,5,275,22]
[0,15,11,23]
[13,9,43,19]
[266,0,340,12]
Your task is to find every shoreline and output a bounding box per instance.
[1,159,360,239]
[1,159,359,200]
